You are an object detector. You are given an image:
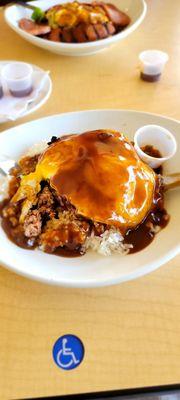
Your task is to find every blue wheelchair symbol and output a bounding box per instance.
[53,334,85,370]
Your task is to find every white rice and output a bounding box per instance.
[0,175,11,202]
[85,228,133,256]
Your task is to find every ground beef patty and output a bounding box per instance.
[24,209,42,238]
[22,182,91,253]
[40,211,90,253]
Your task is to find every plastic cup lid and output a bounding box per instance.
[139,50,169,75]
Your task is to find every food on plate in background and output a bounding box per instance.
[19,1,131,43]
[0,130,169,258]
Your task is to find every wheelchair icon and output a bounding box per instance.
[56,338,80,369]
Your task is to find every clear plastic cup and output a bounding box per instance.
[139,50,169,82]
[1,62,33,97]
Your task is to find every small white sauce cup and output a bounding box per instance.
[134,125,177,169]
[139,50,169,79]
[1,62,33,97]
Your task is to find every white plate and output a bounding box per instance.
[5,0,147,56]
[0,110,180,287]
[0,61,52,123]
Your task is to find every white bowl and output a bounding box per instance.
[5,0,147,56]
[0,110,179,287]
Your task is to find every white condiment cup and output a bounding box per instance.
[134,125,177,169]
[139,50,169,81]
[1,62,33,97]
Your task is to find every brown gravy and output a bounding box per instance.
[1,217,36,250]
[1,206,169,256]
[1,216,83,257]
[141,145,162,159]
[124,208,169,253]
[54,247,83,258]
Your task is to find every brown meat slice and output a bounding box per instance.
[106,21,116,35]
[61,28,74,43]
[84,24,98,41]
[101,4,131,27]
[24,210,42,238]
[72,24,87,42]
[48,28,61,42]
[94,23,108,39]
[19,18,51,36]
